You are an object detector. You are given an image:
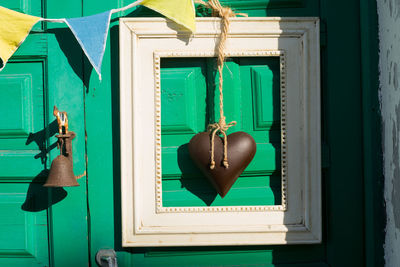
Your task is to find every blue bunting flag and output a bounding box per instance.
[65,11,112,79]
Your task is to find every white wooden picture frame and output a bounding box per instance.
[120,17,321,246]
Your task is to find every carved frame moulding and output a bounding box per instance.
[119,17,321,247]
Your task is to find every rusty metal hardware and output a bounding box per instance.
[44,106,79,187]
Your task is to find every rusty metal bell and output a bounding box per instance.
[44,131,79,187]
[45,154,79,187]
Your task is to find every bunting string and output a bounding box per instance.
[0,0,195,78]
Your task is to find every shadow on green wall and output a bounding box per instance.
[23,119,67,212]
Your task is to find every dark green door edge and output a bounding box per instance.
[360,0,385,266]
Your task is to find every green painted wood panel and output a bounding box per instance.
[0,0,89,266]
[221,0,304,9]
[0,2,51,266]
[162,175,281,207]
[0,61,45,180]
[46,0,89,265]
[3,0,42,15]
[0,184,48,266]
[160,57,281,207]
[161,59,207,134]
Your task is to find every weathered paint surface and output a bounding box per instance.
[378,0,400,265]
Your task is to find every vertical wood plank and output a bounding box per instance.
[321,0,365,266]
[82,1,129,265]
[46,0,89,266]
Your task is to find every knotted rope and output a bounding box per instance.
[196,0,246,169]
[207,120,236,169]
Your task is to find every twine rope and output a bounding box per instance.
[196,0,246,169]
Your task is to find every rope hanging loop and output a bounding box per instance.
[195,0,246,169]
[208,118,237,169]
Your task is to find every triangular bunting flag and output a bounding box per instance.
[141,0,196,32]
[0,6,40,71]
[65,11,112,80]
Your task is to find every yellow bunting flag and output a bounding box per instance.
[141,0,196,32]
[0,6,40,70]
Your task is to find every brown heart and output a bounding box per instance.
[188,131,256,198]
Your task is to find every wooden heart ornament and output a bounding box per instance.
[188,131,256,198]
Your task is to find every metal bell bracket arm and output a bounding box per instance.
[57,132,75,159]
[54,105,85,179]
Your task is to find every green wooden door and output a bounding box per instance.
[85,0,382,266]
[0,0,381,266]
[0,1,88,266]
[84,0,381,266]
